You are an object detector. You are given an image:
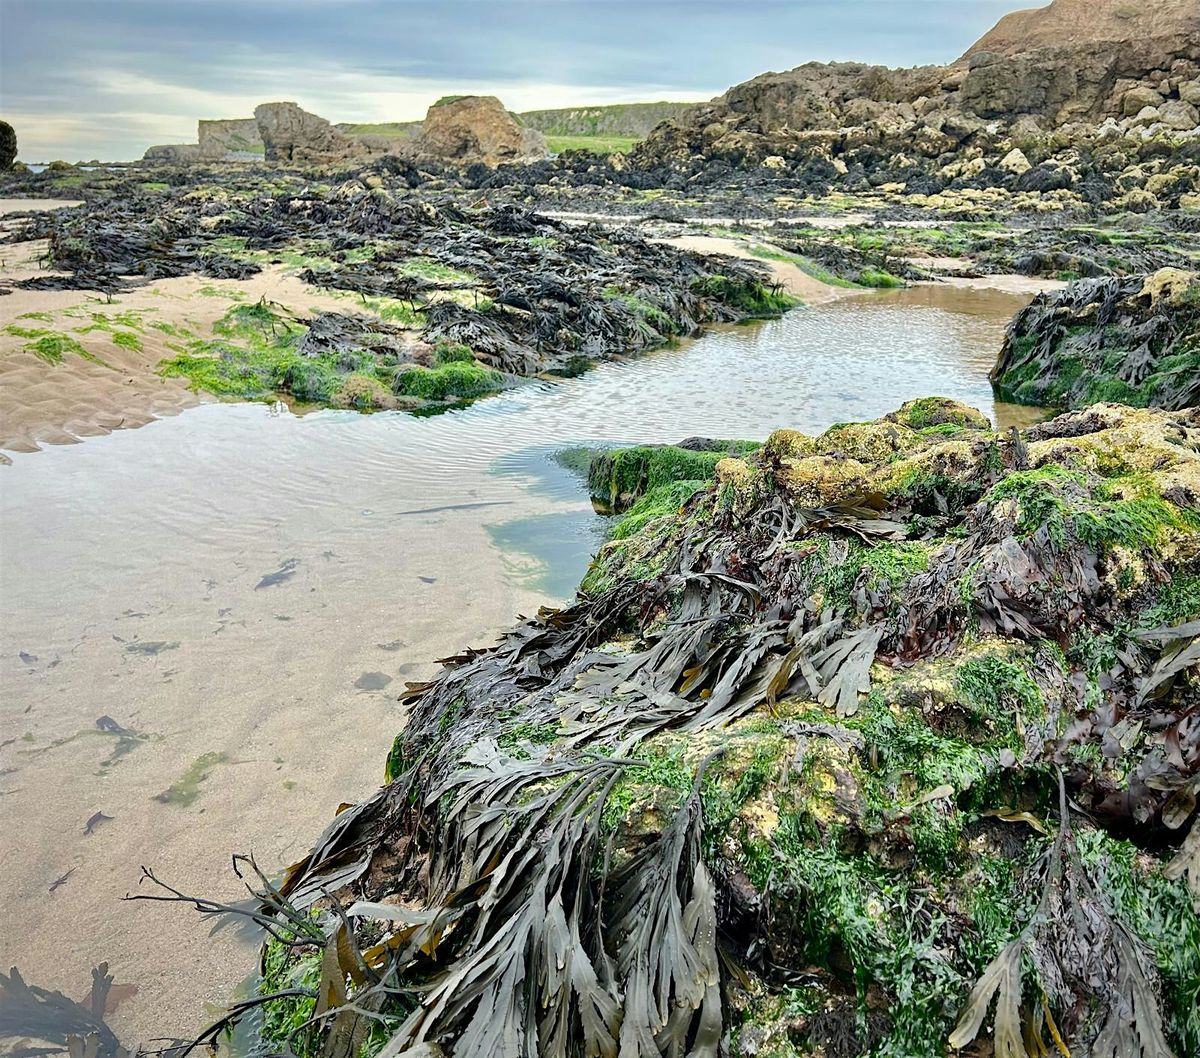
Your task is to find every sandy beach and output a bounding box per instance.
[0,198,400,460]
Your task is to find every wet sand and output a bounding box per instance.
[0,257,378,459]
[662,234,860,305]
[1,423,555,1040]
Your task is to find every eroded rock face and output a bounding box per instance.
[254,102,368,164]
[416,95,549,166]
[198,118,263,160]
[635,0,1200,176]
[958,0,1200,124]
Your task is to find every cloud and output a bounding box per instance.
[0,0,1027,159]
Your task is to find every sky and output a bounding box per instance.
[0,0,1037,161]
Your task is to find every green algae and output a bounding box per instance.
[111,331,142,352]
[431,341,474,365]
[609,479,711,541]
[588,441,759,513]
[394,360,504,401]
[954,653,1044,718]
[1140,574,1200,628]
[159,301,403,407]
[692,273,798,316]
[3,324,112,367]
[154,751,229,807]
[986,463,1197,552]
[858,267,905,288]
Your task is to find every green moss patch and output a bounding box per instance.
[394,360,504,402]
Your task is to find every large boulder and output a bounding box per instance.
[415,95,549,166]
[254,101,367,163]
[1160,99,1200,130]
[1123,84,1165,115]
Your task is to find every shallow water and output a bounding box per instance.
[0,283,1037,1041]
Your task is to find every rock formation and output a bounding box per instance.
[142,143,201,163]
[198,118,263,159]
[253,101,370,164]
[958,0,1200,125]
[137,97,552,168]
[0,120,16,169]
[250,397,1200,1058]
[635,0,1200,175]
[415,95,549,166]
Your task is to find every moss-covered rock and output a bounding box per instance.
[249,402,1199,1058]
[586,438,762,513]
[393,359,505,402]
[992,268,1200,410]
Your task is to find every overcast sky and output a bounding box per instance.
[1,1,1034,161]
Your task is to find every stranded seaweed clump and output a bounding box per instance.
[188,397,1199,1058]
[993,267,1200,411]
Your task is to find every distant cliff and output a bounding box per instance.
[198,118,262,159]
[517,101,700,137]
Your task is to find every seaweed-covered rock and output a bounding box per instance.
[992,268,1200,410]
[244,401,1199,1058]
[587,439,762,513]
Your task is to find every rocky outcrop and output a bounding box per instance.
[958,0,1200,125]
[254,102,370,164]
[141,143,201,163]
[634,0,1200,182]
[415,95,549,166]
[993,268,1200,410]
[138,97,553,169]
[198,118,262,159]
[250,397,1200,1058]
